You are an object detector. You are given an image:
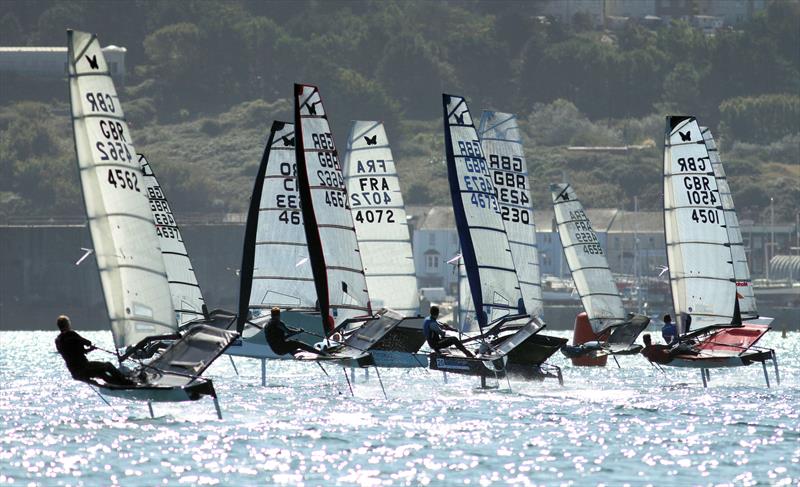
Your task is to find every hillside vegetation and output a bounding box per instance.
[0,0,798,220]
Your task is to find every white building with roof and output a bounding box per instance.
[0,45,127,82]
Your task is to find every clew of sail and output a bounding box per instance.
[294,84,371,334]
[701,127,759,320]
[138,154,205,326]
[443,94,524,330]
[478,111,544,320]
[68,30,175,349]
[237,121,317,332]
[342,121,419,316]
[663,116,736,333]
[551,183,626,333]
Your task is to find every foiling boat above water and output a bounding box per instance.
[68,29,237,415]
[647,115,779,387]
[551,182,649,364]
[431,94,566,385]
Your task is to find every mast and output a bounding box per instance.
[342,121,419,316]
[443,94,524,330]
[68,30,174,350]
[294,84,371,334]
[139,154,205,326]
[663,116,736,333]
[551,183,626,333]
[478,111,544,320]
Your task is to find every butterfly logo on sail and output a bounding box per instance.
[364,135,377,146]
[281,135,295,147]
[86,54,99,70]
[679,130,691,141]
[454,112,466,125]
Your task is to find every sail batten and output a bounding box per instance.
[68,30,175,349]
[663,116,736,333]
[444,96,523,329]
[294,85,371,333]
[478,111,544,320]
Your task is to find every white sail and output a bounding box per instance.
[478,111,544,319]
[342,121,419,316]
[68,30,175,349]
[294,84,371,333]
[138,154,205,326]
[663,116,735,333]
[551,183,626,333]
[443,94,523,329]
[249,122,317,314]
[701,127,758,319]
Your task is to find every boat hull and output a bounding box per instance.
[98,377,216,403]
[428,353,506,378]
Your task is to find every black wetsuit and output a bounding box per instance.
[265,318,321,356]
[423,317,474,358]
[55,330,133,386]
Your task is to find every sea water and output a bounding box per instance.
[0,330,797,486]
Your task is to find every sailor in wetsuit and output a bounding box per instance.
[54,315,135,386]
[423,306,475,358]
[661,314,677,344]
[640,333,674,365]
[265,307,326,357]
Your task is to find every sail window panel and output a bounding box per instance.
[364,275,419,313]
[360,242,415,276]
[571,267,621,298]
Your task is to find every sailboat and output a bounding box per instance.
[68,29,236,413]
[551,183,649,363]
[234,120,325,367]
[342,121,427,366]
[431,94,566,382]
[476,110,567,379]
[651,115,778,386]
[139,154,214,327]
[701,126,772,326]
[292,84,415,367]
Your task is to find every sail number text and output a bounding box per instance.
[488,153,531,224]
[676,157,721,226]
[277,161,301,225]
[569,210,603,255]
[460,140,499,212]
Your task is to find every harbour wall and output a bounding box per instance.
[1,223,797,331]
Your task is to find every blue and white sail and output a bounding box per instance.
[701,127,759,320]
[294,84,372,334]
[139,154,205,326]
[343,121,419,316]
[478,111,544,320]
[663,116,735,333]
[68,30,174,349]
[552,183,625,333]
[237,122,317,332]
[443,94,524,330]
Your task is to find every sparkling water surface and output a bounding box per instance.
[1,330,798,486]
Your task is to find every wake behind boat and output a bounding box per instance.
[67,29,237,415]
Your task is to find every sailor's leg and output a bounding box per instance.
[700,368,708,388]
[261,359,266,387]
[762,360,771,388]
[772,351,780,385]
[148,401,155,418]
[213,396,223,420]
